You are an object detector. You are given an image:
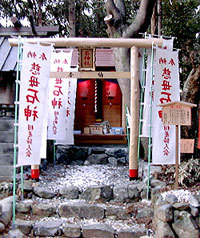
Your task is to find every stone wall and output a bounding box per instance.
[55,145,129,166]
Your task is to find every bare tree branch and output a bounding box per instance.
[27,0,38,36]
[123,0,156,38]
[114,0,126,19]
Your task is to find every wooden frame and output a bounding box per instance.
[9,36,164,179]
[78,47,96,71]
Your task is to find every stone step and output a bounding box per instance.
[14,199,148,237]
[0,119,14,131]
[12,218,147,238]
[0,165,13,182]
[0,143,14,154]
[0,131,14,143]
[0,154,13,165]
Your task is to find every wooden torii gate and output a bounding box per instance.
[9,37,163,180]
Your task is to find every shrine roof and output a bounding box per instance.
[158,101,197,108]
[0,38,115,72]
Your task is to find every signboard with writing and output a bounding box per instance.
[180,139,194,153]
[160,101,196,126]
[79,48,95,71]
[162,105,191,125]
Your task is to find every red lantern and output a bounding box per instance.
[105,81,117,98]
[78,80,91,98]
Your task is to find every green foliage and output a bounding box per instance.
[162,0,200,85]
[0,0,108,37]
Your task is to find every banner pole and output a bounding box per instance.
[12,36,23,228]
[175,125,179,189]
[147,42,154,199]
[53,140,56,165]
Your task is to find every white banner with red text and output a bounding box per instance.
[18,42,52,166]
[56,66,78,145]
[152,47,180,164]
[47,50,73,141]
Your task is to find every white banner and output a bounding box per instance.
[47,50,73,140]
[56,66,78,145]
[142,48,155,137]
[18,42,52,166]
[152,48,180,164]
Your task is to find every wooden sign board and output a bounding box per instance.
[180,139,194,153]
[79,47,95,71]
[162,105,191,126]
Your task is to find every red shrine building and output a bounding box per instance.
[0,35,126,145]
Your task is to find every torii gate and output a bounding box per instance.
[9,37,163,180]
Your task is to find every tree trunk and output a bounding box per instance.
[69,0,76,37]
[181,64,200,139]
[105,0,156,108]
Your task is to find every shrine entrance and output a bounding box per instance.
[9,37,164,179]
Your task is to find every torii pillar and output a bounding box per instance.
[129,46,140,180]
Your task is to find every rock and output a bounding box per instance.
[172,203,190,211]
[172,211,199,238]
[106,206,131,220]
[151,188,162,204]
[154,195,168,211]
[113,185,129,202]
[0,222,5,232]
[80,185,113,202]
[118,157,127,165]
[155,219,175,238]
[165,194,178,204]
[59,185,79,199]
[8,229,25,238]
[0,182,13,195]
[108,157,118,166]
[0,196,13,226]
[90,147,106,154]
[114,149,127,158]
[150,179,166,188]
[117,227,146,238]
[190,206,199,217]
[188,194,200,208]
[85,154,108,165]
[59,203,105,219]
[136,208,154,219]
[33,186,56,199]
[62,224,81,238]
[16,199,33,213]
[33,219,63,237]
[20,179,34,191]
[0,204,2,216]
[74,148,88,161]
[32,203,56,216]
[128,184,140,201]
[82,223,115,238]
[15,219,33,235]
[155,204,173,222]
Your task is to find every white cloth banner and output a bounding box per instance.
[142,48,155,137]
[56,66,78,145]
[47,50,73,140]
[152,48,180,164]
[18,42,52,166]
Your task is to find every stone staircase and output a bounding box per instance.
[0,118,14,182]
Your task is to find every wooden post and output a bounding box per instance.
[129,46,140,180]
[31,164,40,181]
[175,125,179,189]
